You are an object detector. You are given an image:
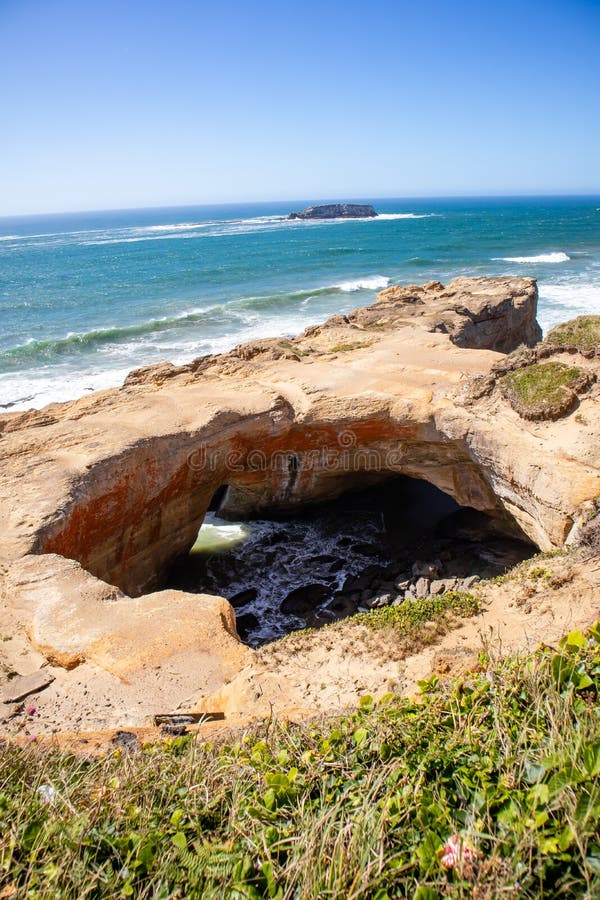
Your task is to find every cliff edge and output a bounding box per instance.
[1,276,599,739]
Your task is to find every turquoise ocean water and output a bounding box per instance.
[1,196,599,411]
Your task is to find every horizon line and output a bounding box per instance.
[1,191,600,221]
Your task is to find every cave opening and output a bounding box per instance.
[208,484,229,513]
[165,475,536,646]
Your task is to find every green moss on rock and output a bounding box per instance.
[327,340,372,354]
[500,360,594,420]
[546,315,600,355]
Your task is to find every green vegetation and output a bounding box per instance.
[488,551,568,586]
[349,591,479,632]
[273,591,479,659]
[502,362,586,406]
[546,316,600,353]
[276,340,308,358]
[3,625,600,898]
[327,340,372,353]
[500,361,591,420]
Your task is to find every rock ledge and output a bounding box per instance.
[1,276,599,735]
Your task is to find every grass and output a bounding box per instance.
[350,591,479,631]
[487,551,568,586]
[499,361,591,420]
[546,316,600,353]
[2,624,600,898]
[327,341,373,354]
[276,340,308,358]
[267,591,480,663]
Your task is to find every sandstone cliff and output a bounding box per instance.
[1,276,599,737]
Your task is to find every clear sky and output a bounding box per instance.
[1,0,599,215]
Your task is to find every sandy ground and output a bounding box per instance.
[3,549,598,753]
[192,550,600,723]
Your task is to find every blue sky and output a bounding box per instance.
[1,0,599,215]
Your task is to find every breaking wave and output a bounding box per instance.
[493,252,571,264]
[1,212,436,250]
[0,275,390,366]
[335,275,389,291]
[375,213,438,220]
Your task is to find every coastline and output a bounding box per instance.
[1,276,599,740]
[1,196,599,412]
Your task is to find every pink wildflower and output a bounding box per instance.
[441,834,478,878]
[26,706,37,716]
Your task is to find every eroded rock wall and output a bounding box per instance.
[1,276,599,693]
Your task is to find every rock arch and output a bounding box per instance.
[1,276,599,692]
[32,413,517,597]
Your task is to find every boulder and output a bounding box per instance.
[1,669,54,703]
[429,579,448,596]
[342,573,373,593]
[235,613,259,641]
[307,555,341,578]
[325,594,358,619]
[2,554,250,683]
[367,593,393,609]
[394,578,412,591]
[280,584,331,616]
[441,578,459,593]
[412,560,442,579]
[229,588,258,608]
[461,575,481,590]
[415,577,430,599]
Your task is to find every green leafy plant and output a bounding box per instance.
[2,624,600,898]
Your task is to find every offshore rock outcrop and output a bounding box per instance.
[1,276,599,734]
[288,203,377,219]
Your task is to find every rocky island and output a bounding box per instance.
[288,202,377,219]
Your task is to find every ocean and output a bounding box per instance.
[1,196,599,411]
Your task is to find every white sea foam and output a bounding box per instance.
[77,212,435,246]
[539,282,600,308]
[537,280,600,332]
[82,218,283,244]
[0,235,19,241]
[494,252,571,264]
[0,365,134,411]
[81,232,210,246]
[375,213,437,220]
[4,229,110,242]
[191,515,249,553]
[290,213,437,224]
[142,222,209,232]
[335,275,390,292]
[237,215,286,224]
